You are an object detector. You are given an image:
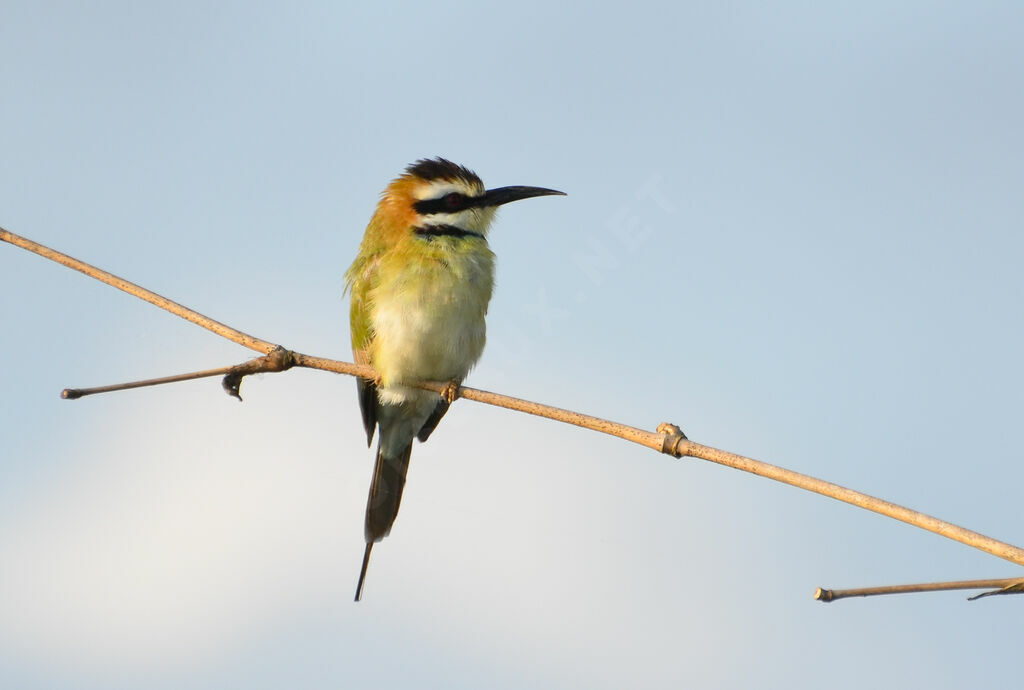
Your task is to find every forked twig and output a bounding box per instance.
[4,225,1023,598]
[816,577,1024,602]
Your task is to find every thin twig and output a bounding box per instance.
[815,577,1024,602]
[0,228,277,354]
[289,353,670,451]
[668,439,1024,569]
[62,365,236,399]
[5,225,1024,576]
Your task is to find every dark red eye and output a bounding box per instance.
[444,193,464,210]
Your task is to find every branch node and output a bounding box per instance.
[814,588,835,602]
[656,422,688,457]
[61,388,83,400]
[222,346,295,401]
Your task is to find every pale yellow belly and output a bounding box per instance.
[369,250,493,398]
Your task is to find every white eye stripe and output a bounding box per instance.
[416,210,481,233]
[413,206,497,238]
[412,179,482,201]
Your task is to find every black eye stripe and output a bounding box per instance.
[413,193,480,215]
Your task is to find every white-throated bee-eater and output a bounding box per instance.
[345,158,564,601]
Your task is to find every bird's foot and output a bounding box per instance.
[441,379,461,404]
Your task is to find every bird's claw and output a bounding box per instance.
[441,380,461,404]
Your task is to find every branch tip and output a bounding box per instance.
[816,577,1024,602]
[967,582,1024,601]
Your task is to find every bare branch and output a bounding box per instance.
[0,227,277,355]
[62,365,237,399]
[670,440,1024,569]
[6,225,1024,579]
[815,577,1024,602]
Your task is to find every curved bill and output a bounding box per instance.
[479,185,566,208]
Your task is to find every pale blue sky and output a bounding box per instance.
[2,2,1023,688]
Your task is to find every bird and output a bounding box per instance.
[344,157,564,601]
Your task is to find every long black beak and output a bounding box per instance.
[479,185,566,208]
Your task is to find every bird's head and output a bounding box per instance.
[375,157,565,239]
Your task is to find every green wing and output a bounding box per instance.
[345,241,380,447]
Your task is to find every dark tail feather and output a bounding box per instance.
[365,442,413,541]
[354,542,373,602]
[416,399,450,442]
[354,442,413,600]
